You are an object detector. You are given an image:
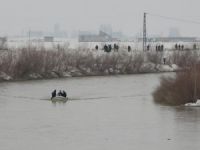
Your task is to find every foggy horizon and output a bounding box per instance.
[1,0,200,37]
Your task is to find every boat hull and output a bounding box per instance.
[51,96,68,103]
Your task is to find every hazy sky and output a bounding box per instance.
[1,0,200,36]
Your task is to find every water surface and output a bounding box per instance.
[0,74,200,150]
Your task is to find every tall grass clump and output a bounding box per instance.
[146,51,164,65]
[153,63,200,106]
[169,50,199,67]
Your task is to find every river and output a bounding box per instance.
[0,73,200,150]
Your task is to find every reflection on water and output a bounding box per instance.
[0,74,199,150]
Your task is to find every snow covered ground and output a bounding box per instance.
[6,37,200,50]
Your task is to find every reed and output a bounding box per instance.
[153,63,200,105]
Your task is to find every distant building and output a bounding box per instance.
[138,37,197,43]
[168,27,181,37]
[0,37,7,43]
[0,37,7,50]
[99,24,112,36]
[112,31,123,39]
[54,23,60,36]
[79,30,117,42]
[29,31,43,37]
[53,23,68,38]
[44,36,54,42]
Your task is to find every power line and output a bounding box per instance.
[147,13,200,25]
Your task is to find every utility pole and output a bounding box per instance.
[28,29,31,50]
[143,12,147,51]
[194,62,197,102]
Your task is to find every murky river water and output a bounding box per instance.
[0,74,200,150]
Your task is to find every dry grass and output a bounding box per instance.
[146,51,164,65]
[0,46,146,79]
[1,45,195,81]
[153,64,200,105]
[169,51,199,68]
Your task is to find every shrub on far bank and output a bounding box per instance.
[146,51,164,65]
[0,47,146,79]
[153,64,200,105]
[169,51,199,68]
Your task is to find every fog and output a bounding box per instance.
[0,0,200,36]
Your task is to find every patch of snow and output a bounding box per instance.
[28,73,42,79]
[62,72,72,77]
[140,62,156,73]
[70,69,82,76]
[109,68,114,73]
[156,65,174,72]
[0,72,12,81]
[50,71,59,78]
[171,64,179,71]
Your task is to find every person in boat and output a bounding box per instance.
[62,90,67,98]
[57,90,67,97]
[58,90,62,96]
[51,89,56,99]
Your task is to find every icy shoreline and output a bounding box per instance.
[0,63,180,82]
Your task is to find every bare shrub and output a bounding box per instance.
[153,64,200,105]
[0,50,15,74]
[94,53,114,73]
[13,49,38,77]
[75,50,95,69]
[0,37,8,50]
[146,51,163,65]
[122,52,144,73]
[0,46,181,80]
[169,51,199,68]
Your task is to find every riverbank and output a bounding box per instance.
[0,63,179,82]
[0,46,194,82]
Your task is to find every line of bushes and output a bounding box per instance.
[0,46,197,81]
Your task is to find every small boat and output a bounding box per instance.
[185,99,200,107]
[51,96,68,103]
